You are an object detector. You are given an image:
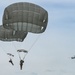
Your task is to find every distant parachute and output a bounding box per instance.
[17,49,28,53]
[3,2,48,33]
[71,56,75,59]
[7,53,14,65]
[7,53,14,57]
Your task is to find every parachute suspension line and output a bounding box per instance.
[0,42,10,59]
[29,34,41,51]
[0,44,7,54]
[11,42,21,60]
[23,54,27,60]
[17,52,21,60]
[17,51,21,60]
[23,34,41,60]
[11,42,17,50]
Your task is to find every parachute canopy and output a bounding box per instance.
[3,2,48,33]
[17,49,28,60]
[71,56,75,59]
[0,25,28,42]
[17,49,28,53]
[7,53,14,57]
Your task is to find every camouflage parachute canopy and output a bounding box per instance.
[3,2,48,33]
[0,25,28,42]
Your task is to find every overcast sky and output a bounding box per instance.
[0,0,75,75]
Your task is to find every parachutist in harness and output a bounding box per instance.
[7,53,14,66]
[20,60,24,70]
[17,49,28,70]
[9,58,14,65]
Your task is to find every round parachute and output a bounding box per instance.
[3,2,48,33]
[17,49,28,53]
[7,53,14,57]
[17,49,28,60]
[71,56,75,59]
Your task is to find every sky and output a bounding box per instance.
[0,0,75,75]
